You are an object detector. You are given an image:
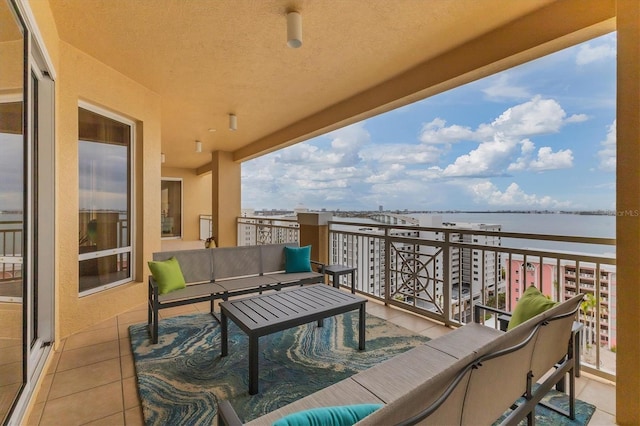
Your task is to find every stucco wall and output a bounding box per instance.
[161,166,212,243]
[54,40,162,339]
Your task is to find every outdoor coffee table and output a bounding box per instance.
[219,284,367,395]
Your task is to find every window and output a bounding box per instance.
[78,105,133,295]
[161,178,182,238]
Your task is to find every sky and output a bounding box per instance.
[242,33,617,212]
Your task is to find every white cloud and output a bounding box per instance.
[360,143,443,164]
[468,181,572,208]
[509,142,573,172]
[576,43,616,66]
[419,118,475,144]
[598,120,616,172]
[365,164,405,184]
[482,73,531,101]
[442,134,517,177]
[488,96,567,137]
[528,147,573,171]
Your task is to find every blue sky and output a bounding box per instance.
[242,34,617,212]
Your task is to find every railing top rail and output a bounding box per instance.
[328,219,615,246]
[238,216,299,224]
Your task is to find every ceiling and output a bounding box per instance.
[48,0,599,171]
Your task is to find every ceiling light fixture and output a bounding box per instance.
[195,140,202,153]
[287,11,302,48]
[161,152,166,163]
[229,113,237,131]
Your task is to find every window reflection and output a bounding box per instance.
[78,107,132,294]
[161,179,182,238]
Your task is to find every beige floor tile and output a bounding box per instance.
[386,313,438,333]
[83,316,118,333]
[56,340,120,372]
[122,376,140,410]
[159,304,199,318]
[577,378,616,416]
[46,348,62,374]
[121,354,135,379]
[117,309,148,327]
[48,358,121,400]
[35,373,54,404]
[39,381,123,426]
[64,326,119,351]
[589,408,616,425]
[124,405,145,426]
[85,412,125,426]
[366,303,403,320]
[419,324,453,339]
[120,337,133,357]
[24,401,44,426]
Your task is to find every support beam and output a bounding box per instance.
[211,151,240,247]
[616,1,640,424]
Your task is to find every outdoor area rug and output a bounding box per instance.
[129,311,430,425]
[129,312,596,426]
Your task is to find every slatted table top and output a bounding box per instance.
[219,284,366,336]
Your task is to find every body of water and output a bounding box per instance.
[440,212,615,256]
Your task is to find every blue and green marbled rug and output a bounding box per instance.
[129,312,595,425]
[129,311,430,425]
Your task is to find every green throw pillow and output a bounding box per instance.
[284,245,312,273]
[272,404,383,426]
[507,285,557,330]
[148,257,186,295]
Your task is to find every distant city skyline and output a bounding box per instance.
[242,33,616,212]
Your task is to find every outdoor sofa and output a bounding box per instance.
[218,288,584,426]
[148,243,324,344]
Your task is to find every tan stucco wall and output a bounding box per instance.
[161,167,212,243]
[53,41,162,340]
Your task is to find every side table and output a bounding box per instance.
[323,264,357,294]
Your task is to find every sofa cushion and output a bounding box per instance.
[285,245,312,273]
[148,257,186,295]
[273,404,382,426]
[507,285,557,330]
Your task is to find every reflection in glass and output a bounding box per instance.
[161,179,182,238]
[0,0,25,421]
[78,108,132,294]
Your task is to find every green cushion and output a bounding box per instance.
[285,245,312,273]
[272,404,383,426]
[507,285,557,330]
[148,257,187,295]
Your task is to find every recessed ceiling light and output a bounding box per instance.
[208,128,216,132]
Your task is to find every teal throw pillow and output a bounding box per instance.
[148,257,186,295]
[285,245,312,273]
[507,285,557,330]
[272,404,383,426]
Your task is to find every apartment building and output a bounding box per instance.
[506,257,617,350]
[330,214,502,321]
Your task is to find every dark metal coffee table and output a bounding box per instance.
[220,284,367,395]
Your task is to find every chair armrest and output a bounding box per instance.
[474,304,512,331]
[310,260,325,273]
[217,400,243,426]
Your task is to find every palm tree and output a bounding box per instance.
[580,293,597,354]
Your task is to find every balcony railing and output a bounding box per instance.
[0,220,22,302]
[237,215,616,381]
[237,216,299,246]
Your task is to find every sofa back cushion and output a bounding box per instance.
[261,243,298,274]
[152,249,213,284]
[212,246,262,280]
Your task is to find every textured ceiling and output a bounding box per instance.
[48,0,558,170]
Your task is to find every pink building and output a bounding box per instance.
[507,259,555,310]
